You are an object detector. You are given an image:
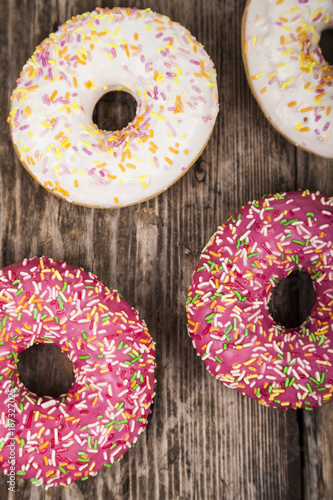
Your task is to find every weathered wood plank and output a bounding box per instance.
[0,0,332,499]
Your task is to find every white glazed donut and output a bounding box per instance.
[242,0,333,158]
[9,7,219,208]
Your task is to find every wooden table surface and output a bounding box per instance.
[0,0,332,499]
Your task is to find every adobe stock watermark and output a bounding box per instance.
[6,387,17,493]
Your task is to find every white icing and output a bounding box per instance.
[243,0,333,158]
[10,7,219,207]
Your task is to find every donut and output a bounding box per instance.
[9,7,218,208]
[0,257,155,486]
[242,0,333,158]
[186,191,333,410]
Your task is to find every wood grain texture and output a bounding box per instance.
[0,0,332,499]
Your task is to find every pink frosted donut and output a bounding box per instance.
[186,191,333,410]
[0,257,155,486]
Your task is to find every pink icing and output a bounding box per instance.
[186,191,333,410]
[0,257,155,486]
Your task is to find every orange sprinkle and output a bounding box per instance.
[327,106,331,116]
[114,197,119,204]
[134,33,138,41]
[260,87,267,94]
[288,101,297,107]
[165,157,173,165]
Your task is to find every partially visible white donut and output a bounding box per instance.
[242,0,333,158]
[9,7,219,208]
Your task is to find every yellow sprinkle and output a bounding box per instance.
[295,123,303,130]
[150,112,166,121]
[251,72,263,80]
[41,121,52,129]
[281,77,294,90]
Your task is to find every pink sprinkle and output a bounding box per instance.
[323,122,330,132]
[166,121,177,137]
[83,148,93,156]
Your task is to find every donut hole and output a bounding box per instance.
[17,344,75,398]
[319,29,333,66]
[92,90,137,132]
[268,270,316,329]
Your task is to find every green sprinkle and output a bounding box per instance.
[105,419,116,428]
[277,353,284,360]
[317,386,327,391]
[223,343,228,350]
[285,377,290,387]
[94,439,98,450]
[138,418,146,423]
[20,438,25,447]
[0,442,5,449]
[268,386,273,394]
[248,253,259,259]
[306,383,313,394]
[117,341,124,350]
[117,401,125,410]
[2,316,7,327]
[97,354,103,359]
[16,471,27,476]
[290,377,296,387]
[309,376,320,385]
[55,315,59,324]
[30,478,39,482]
[77,457,90,463]
[234,291,242,301]
[61,282,68,293]
[204,313,215,322]
[17,312,22,321]
[289,358,297,365]
[320,372,325,384]
[310,332,316,342]
[225,325,233,336]
[33,308,38,320]
[214,356,223,364]
[82,332,88,340]
[15,288,24,296]
[88,435,92,448]
[102,316,111,322]
[306,212,314,217]
[274,399,280,404]
[58,296,64,310]
[104,463,112,468]
[79,355,90,360]
[40,314,48,320]
[131,372,137,383]
[197,266,205,272]
[131,354,142,363]
[12,280,20,285]
[59,466,67,474]
[118,420,129,425]
[256,388,260,397]
[244,328,249,337]
[293,239,305,246]
[318,335,325,347]
[283,366,288,374]
[85,286,95,289]
[97,415,103,419]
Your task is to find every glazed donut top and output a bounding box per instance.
[243,0,333,158]
[0,257,155,486]
[187,191,333,409]
[9,7,218,208]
